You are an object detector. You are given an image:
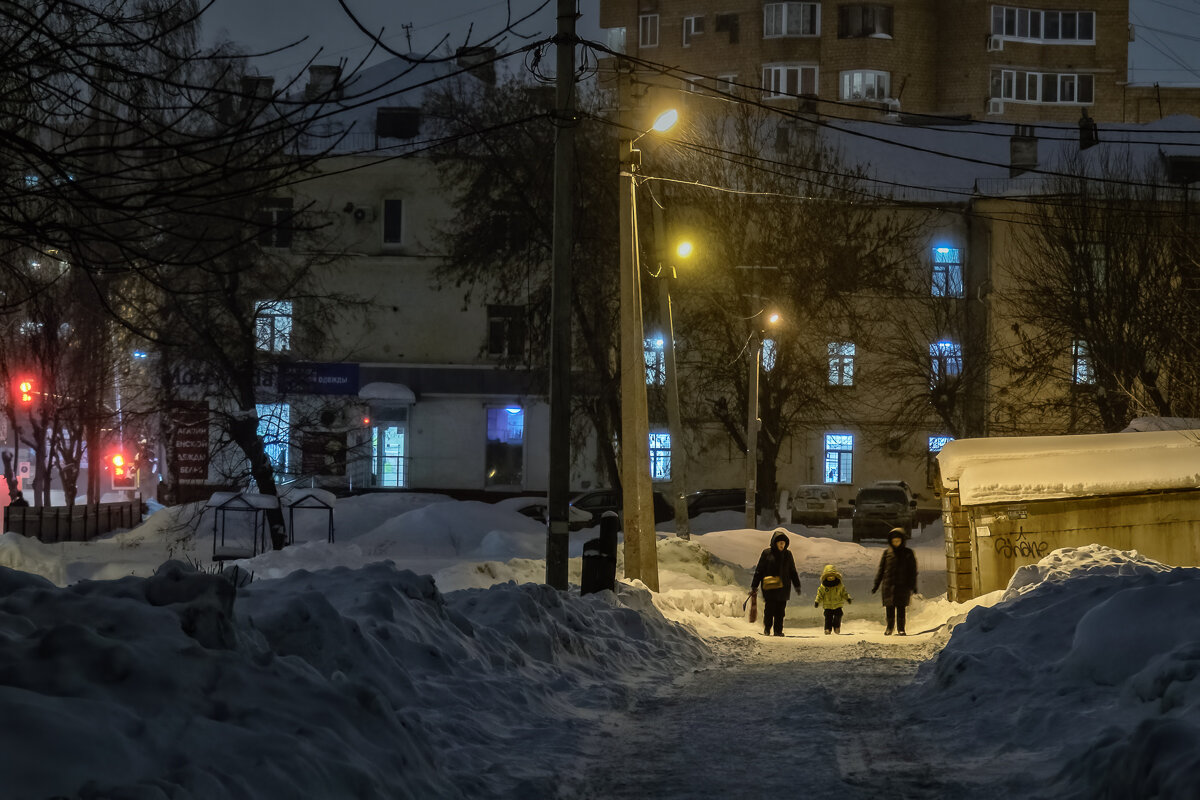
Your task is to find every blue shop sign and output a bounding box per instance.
[280,363,360,395]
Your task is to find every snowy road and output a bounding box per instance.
[560,632,992,800]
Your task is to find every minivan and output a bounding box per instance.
[790,484,839,527]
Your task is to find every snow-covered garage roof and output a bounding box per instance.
[937,429,1200,506]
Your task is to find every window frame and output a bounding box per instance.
[649,431,671,481]
[487,304,527,359]
[762,63,819,99]
[254,198,294,249]
[644,336,666,385]
[256,402,291,476]
[930,340,964,385]
[838,4,893,38]
[1072,339,1095,385]
[932,246,965,298]
[992,68,1093,105]
[828,341,856,386]
[255,299,292,353]
[382,198,403,245]
[824,433,854,484]
[639,14,660,47]
[839,69,891,101]
[682,15,705,46]
[763,2,821,38]
[990,6,1095,43]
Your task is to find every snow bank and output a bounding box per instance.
[908,545,1200,798]
[0,560,708,799]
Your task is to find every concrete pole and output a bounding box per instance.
[650,204,690,539]
[618,92,659,590]
[544,0,577,590]
[745,334,762,530]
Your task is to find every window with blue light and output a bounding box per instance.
[932,246,964,298]
[762,338,778,372]
[930,340,963,384]
[824,433,854,483]
[828,341,855,386]
[1072,339,1094,384]
[256,403,290,475]
[485,407,524,487]
[256,300,292,352]
[644,336,665,385]
[928,435,953,452]
[649,431,671,480]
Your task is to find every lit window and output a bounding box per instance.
[828,341,855,386]
[650,431,671,480]
[763,2,820,37]
[928,435,953,452]
[932,246,964,297]
[930,341,963,385]
[762,338,777,372]
[824,433,854,483]
[639,14,659,47]
[839,69,890,100]
[256,300,292,352]
[485,407,524,487]
[762,63,818,98]
[683,15,705,46]
[1073,339,1094,384]
[644,337,665,385]
[256,403,290,475]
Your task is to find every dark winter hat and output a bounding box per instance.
[888,528,907,544]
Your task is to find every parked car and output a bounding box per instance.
[849,481,918,543]
[494,496,593,529]
[685,488,747,519]
[790,484,839,527]
[569,489,675,528]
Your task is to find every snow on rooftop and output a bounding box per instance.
[937,429,1200,505]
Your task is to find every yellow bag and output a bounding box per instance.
[761,575,783,591]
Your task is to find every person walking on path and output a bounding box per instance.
[750,529,802,636]
[813,563,852,634]
[871,528,918,635]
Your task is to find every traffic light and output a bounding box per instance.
[110,452,137,490]
[16,378,34,405]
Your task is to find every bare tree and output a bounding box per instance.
[995,147,1200,432]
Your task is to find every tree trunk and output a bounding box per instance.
[229,413,288,550]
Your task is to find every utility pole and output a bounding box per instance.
[650,202,690,539]
[618,73,659,590]
[545,0,577,590]
[745,333,762,530]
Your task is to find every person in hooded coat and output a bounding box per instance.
[750,529,802,636]
[871,527,919,635]
[813,563,852,634]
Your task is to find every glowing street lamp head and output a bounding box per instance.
[651,109,678,133]
[675,241,694,259]
[767,311,782,326]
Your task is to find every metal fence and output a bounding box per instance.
[3,501,141,544]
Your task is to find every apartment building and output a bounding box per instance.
[598,0,1199,124]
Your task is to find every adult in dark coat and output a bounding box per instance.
[871,528,919,635]
[750,529,803,636]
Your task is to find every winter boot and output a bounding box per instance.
[763,625,771,636]
[884,627,893,635]
[897,630,906,636]
[834,627,841,634]
[824,628,831,635]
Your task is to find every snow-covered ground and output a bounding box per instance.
[0,493,1196,798]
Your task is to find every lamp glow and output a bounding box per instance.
[651,109,678,133]
[676,241,693,259]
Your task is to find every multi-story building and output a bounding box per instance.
[598,0,1200,124]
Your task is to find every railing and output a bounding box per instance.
[4,501,141,544]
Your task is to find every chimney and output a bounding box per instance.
[305,65,343,101]
[1079,109,1099,150]
[1010,124,1038,177]
[455,46,497,86]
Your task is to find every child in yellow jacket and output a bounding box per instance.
[814,563,852,634]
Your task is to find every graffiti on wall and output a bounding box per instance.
[993,529,1050,560]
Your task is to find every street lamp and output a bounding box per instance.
[619,105,678,591]
[746,309,782,529]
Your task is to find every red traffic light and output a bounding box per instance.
[110,452,137,489]
[16,378,34,404]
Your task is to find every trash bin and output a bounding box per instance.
[581,511,618,594]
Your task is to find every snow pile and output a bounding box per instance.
[0,560,708,799]
[907,545,1200,798]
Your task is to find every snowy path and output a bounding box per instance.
[559,631,989,800]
